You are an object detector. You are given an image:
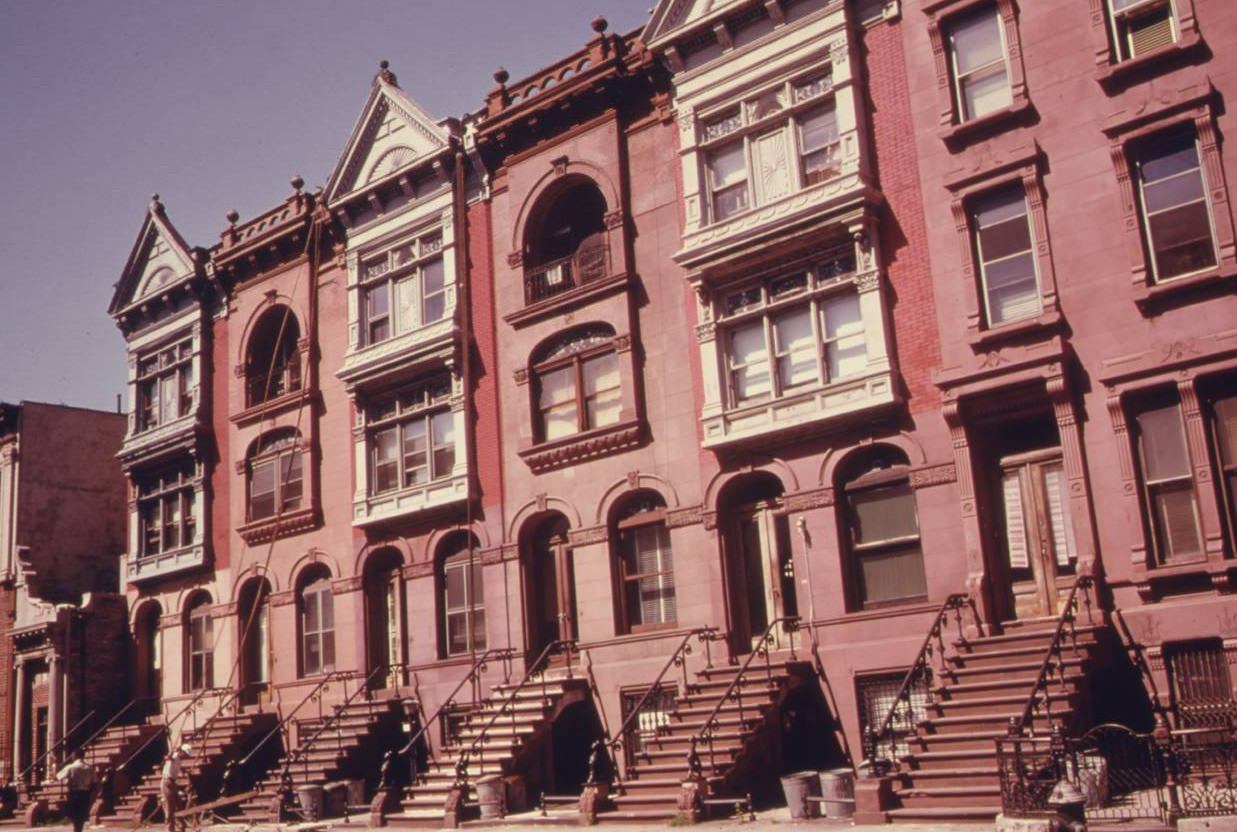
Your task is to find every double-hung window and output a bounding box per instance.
[300,574,335,676]
[720,254,865,408]
[187,596,213,691]
[615,497,676,632]
[701,68,839,224]
[971,186,1041,325]
[1133,394,1204,563]
[360,232,446,347]
[1206,380,1237,550]
[534,329,622,441]
[137,337,194,431]
[441,537,486,657]
[842,450,927,609]
[247,431,303,521]
[947,8,1012,122]
[1134,128,1217,283]
[1107,0,1177,61]
[369,377,455,494]
[138,464,195,557]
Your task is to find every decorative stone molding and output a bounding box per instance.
[909,463,958,489]
[567,526,608,547]
[518,420,643,474]
[480,547,506,566]
[1089,0,1203,90]
[332,575,364,595]
[212,602,238,619]
[270,590,296,607]
[236,507,319,546]
[507,251,524,269]
[513,368,529,385]
[404,561,435,579]
[780,488,836,512]
[665,506,705,529]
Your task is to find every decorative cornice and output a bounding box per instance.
[665,506,705,529]
[236,507,320,546]
[567,526,608,547]
[518,420,643,474]
[909,463,958,489]
[332,575,364,595]
[780,488,835,512]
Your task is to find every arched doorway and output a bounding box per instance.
[237,579,271,705]
[134,601,163,702]
[365,548,405,689]
[719,473,797,653]
[523,513,577,664]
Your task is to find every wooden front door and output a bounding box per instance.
[728,501,796,652]
[526,517,577,663]
[997,450,1077,620]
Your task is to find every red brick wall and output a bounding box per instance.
[859,19,942,413]
[0,586,14,780]
[467,199,504,526]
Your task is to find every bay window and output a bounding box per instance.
[138,463,195,557]
[701,67,839,224]
[1134,128,1217,283]
[720,255,865,408]
[533,328,622,441]
[971,186,1042,326]
[369,377,455,493]
[360,232,446,346]
[137,337,194,431]
[947,8,1012,122]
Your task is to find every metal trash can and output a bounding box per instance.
[780,770,820,819]
[476,774,506,820]
[819,768,855,819]
[296,784,324,821]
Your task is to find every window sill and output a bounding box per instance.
[503,271,631,330]
[939,97,1034,149]
[1096,31,1204,93]
[336,318,459,385]
[1133,265,1236,314]
[119,414,203,465]
[518,419,643,473]
[126,543,209,584]
[1131,557,1234,601]
[967,309,1063,351]
[237,506,319,545]
[230,388,312,427]
[352,471,469,527]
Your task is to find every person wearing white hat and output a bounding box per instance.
[160,745,189,832]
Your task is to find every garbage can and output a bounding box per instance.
[780,771,820,819]
[296,784,324,821]
[819,768,855,819]
[476,774,506,820]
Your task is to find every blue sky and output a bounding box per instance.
[0,1,652,411]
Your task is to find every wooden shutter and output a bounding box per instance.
[1042,463,1077,567]
[1002,470,1030,569]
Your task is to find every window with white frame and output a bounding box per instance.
[1134,127,1217,283]
[137,462,195,557]
[701,67,839,223]
[360,231,446,346]
[368,377,455,494]
[947,7,1012,122]
[136,336,194,431]
[186,594,214,691]
[719,253,865,408]
[1107,0,1177,61]
[971,185,1042,326]
[300,568,335,676]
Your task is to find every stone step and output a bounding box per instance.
[954,625,1100,656]
[894,784,1003,809]
[943,656,1086,684]
[897,766,1000,789]
[885,804,1000,822]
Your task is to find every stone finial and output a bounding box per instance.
[591,15,608,33]
[493,66,509,86]
[150,193,163,214]
[290,175,304,193]
[375,59,397,87]
[225,209,240,226]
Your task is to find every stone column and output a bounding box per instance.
[11,660,25,781]
[46,655,63,776]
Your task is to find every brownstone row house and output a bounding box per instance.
[6,0,1236,826]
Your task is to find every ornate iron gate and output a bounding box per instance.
[1068,724,1168,823]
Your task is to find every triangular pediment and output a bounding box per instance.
[644,0,752,47]
[108,197,199,315]
[324,74,452,207]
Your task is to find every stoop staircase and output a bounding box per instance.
[101,690,276,826]
[872,577,1106,823]
[233,694,409,822]
[390,642,595,827]
[596,620,834,823]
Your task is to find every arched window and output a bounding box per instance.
[613,493,676,633]
[185,592,214,691]
[299,566,335,676]
[524,179,608,303]
[839,447,927,609]
[533,325,621,441]
[246,430,303,521]
[245,305,302,406]
[439,534,485,658]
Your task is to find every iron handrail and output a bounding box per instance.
[398,649,514,775]
[113,685,230,775]
[595,627,717,790]
[232,670,352,773]
[1013,575,1094,735]
[865,593,970,769]
[687,617,799,777]
[16,708,97,784]
[68,697,152,760]
[457,639,574,779]
[278,664,385,785]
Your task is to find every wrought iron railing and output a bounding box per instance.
[588,627,718,792]
[524,239,610,304]
[397,649,514,786]
[864,593,972,771]
[16,708,96,787]
[277,664,387,791]
[456,640,575,785]
[686,617,799,779]
[997,720,1237,822]
[1012,575,1095,737]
